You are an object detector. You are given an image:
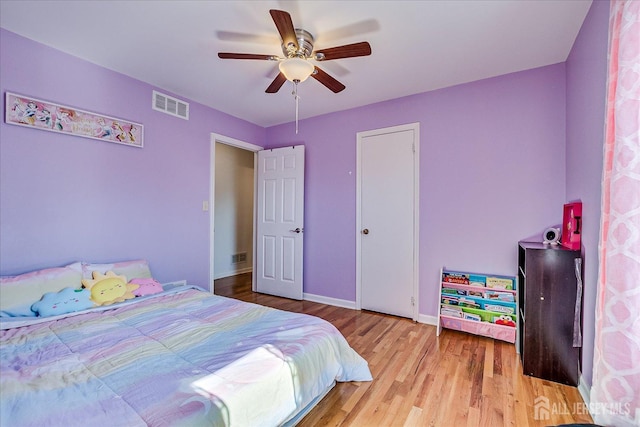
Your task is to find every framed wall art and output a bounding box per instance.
[5,92,143,148]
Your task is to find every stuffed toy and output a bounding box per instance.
[31,287,94,317]
[82,271,138,306]
[129,278,163,297]
[495,314,516,327]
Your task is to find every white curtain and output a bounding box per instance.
[590,1,640,426]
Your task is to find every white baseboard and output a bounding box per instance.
[418,314,438,326]
[302,293,437,324]
[303,293,357,310]
[578,374,592,415]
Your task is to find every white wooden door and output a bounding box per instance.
[256,145,305,300]
[358,124,418,319]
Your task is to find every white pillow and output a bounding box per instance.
[82,259,152,281]
[0,262,83,317]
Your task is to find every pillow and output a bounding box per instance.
[82,271,139,306]
[31,287,94,317]
[129,278,163,297]
[0,262,83,317]
[82,259,152,281]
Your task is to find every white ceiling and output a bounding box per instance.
[1,0,592,128]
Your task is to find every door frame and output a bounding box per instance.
[209,133,262,293]
[355,122,420,321]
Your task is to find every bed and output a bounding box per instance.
[0,261,372,426]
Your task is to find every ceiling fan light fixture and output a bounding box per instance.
[279,57,314,82]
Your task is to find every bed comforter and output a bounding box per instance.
[0,287,372,426]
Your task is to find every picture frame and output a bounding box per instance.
[5,92,143,148]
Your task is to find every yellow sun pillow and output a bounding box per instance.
[81,271,139,306]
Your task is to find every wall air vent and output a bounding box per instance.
[232,252,247,264]
[152,90,189,120]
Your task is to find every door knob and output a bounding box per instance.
[290,227,302,234]
[362,228,369,235]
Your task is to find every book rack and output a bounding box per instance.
[436,268,518,344]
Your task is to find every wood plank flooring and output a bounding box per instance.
[214,273,594,427]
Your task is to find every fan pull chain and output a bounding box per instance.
[293,80,300,134]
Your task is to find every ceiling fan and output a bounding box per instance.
[218,9,372,94]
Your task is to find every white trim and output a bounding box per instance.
[303,293,357,310]
[211,133,262,152]
[355,122,420,321]
[418,314,438,326]
[355,139,363,310]
[209,133,262,293]
[578,374,592,416]
[414,126,420,321]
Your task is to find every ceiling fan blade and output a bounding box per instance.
[266,72,287,93]
[320,19,380,42]
[314,42,372,61]
[312,67,345,93]
[218,52,278,60]
[270,9,298,52]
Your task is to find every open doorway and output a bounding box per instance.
[214,143,254,278]
[209,134,262,293]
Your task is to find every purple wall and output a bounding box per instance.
[0,29,265,287]
[266,63,568,317]
[566,0,609,388]
[2,1,610,394]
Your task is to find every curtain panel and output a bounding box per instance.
[591,1,640,426]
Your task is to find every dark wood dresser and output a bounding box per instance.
[518,241,583,386]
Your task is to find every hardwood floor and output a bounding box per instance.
[214,273,594,427]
